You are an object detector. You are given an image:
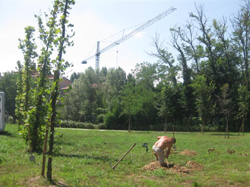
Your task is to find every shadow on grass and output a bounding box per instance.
[51,180,69,187]
[210,133,237,136]
[54,153,110,162]
[0,131,12,136]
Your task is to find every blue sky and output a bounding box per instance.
[0,0,242,78]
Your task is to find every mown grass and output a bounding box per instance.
[0,124,250,187]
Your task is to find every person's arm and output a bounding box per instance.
[165,146,172,158]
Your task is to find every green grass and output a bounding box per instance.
[1,124,250,187]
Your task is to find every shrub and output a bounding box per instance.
[58,120,95,129]
[104,112,116,129]
[96,123,106,129]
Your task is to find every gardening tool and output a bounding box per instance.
[110,143,136,170]
[166,158,170,167]
[25,124,35,162]
[172,125,176,151]
[142,143,148,152]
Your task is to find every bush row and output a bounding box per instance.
[56,120,106,129]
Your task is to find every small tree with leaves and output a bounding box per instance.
[120,80,140,132]
[17,26,38,146]
[46,0,75,181]
[190,75,215,134]
[26,1,61,152]
[218,84,233,138]
[237,85,250,135]
[156,82,175,132]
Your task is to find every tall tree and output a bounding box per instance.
[18,26,37,120]
[27,1,60,153]
[17,26,38,149]
[231,0,250,88]
[47,0,75,181]
[132,62,158,130]
[149,34,179,85]
[190,4,217,79]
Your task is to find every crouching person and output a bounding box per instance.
[152,136,176,167]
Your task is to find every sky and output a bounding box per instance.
[0,0,243,78]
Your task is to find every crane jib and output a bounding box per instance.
[82,6,177,69]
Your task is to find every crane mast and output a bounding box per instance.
[82,6,176,69]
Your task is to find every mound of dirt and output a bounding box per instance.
[186,160,204,171]
[179,150,197,156]
[143,160,204,174]
[143,161,162,171]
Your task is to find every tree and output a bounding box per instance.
[170,27,191,86]
[70,72,81,82]
[156,82,175,132]
[0,71,18,122]
[15,61,23,126]
[190,4,218,79]
[190,75,215,134]
[217,83,233,138]
[18,26,37,120]
[149,34,179,85]
[132,62,159,130]
[47,0,75,181]
[27,0,60,153]
[231,0,250,88]
[17,26,38,149]
[120,76,140,132]
[237,85,250,135]
[169,26,197,121]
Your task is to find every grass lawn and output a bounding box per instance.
[0,124,250,187]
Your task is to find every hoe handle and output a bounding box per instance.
[112,143,136,169]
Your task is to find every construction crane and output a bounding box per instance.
[82,6,176,69]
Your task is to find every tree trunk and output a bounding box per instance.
[164,116,167,133]
[46,0,69,181]
[225,115,229,138]
[47,70,59,181]
[41,122,49,177]
[238,117,245,136]
[128,114,131,132]
[201,116,205,134]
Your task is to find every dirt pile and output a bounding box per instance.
[143,160,204,174]
[186,160,204,171]
[179,149,197,156]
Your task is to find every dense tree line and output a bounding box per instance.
[1,1,250,134]
[59,2,250,133]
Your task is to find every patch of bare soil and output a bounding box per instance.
[143,160,204,174]
[179,149,197,157]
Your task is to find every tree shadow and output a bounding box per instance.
[0,131,12,136]
[51,180,70,187]
[210,133,237,136]
[54,153,110,162]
